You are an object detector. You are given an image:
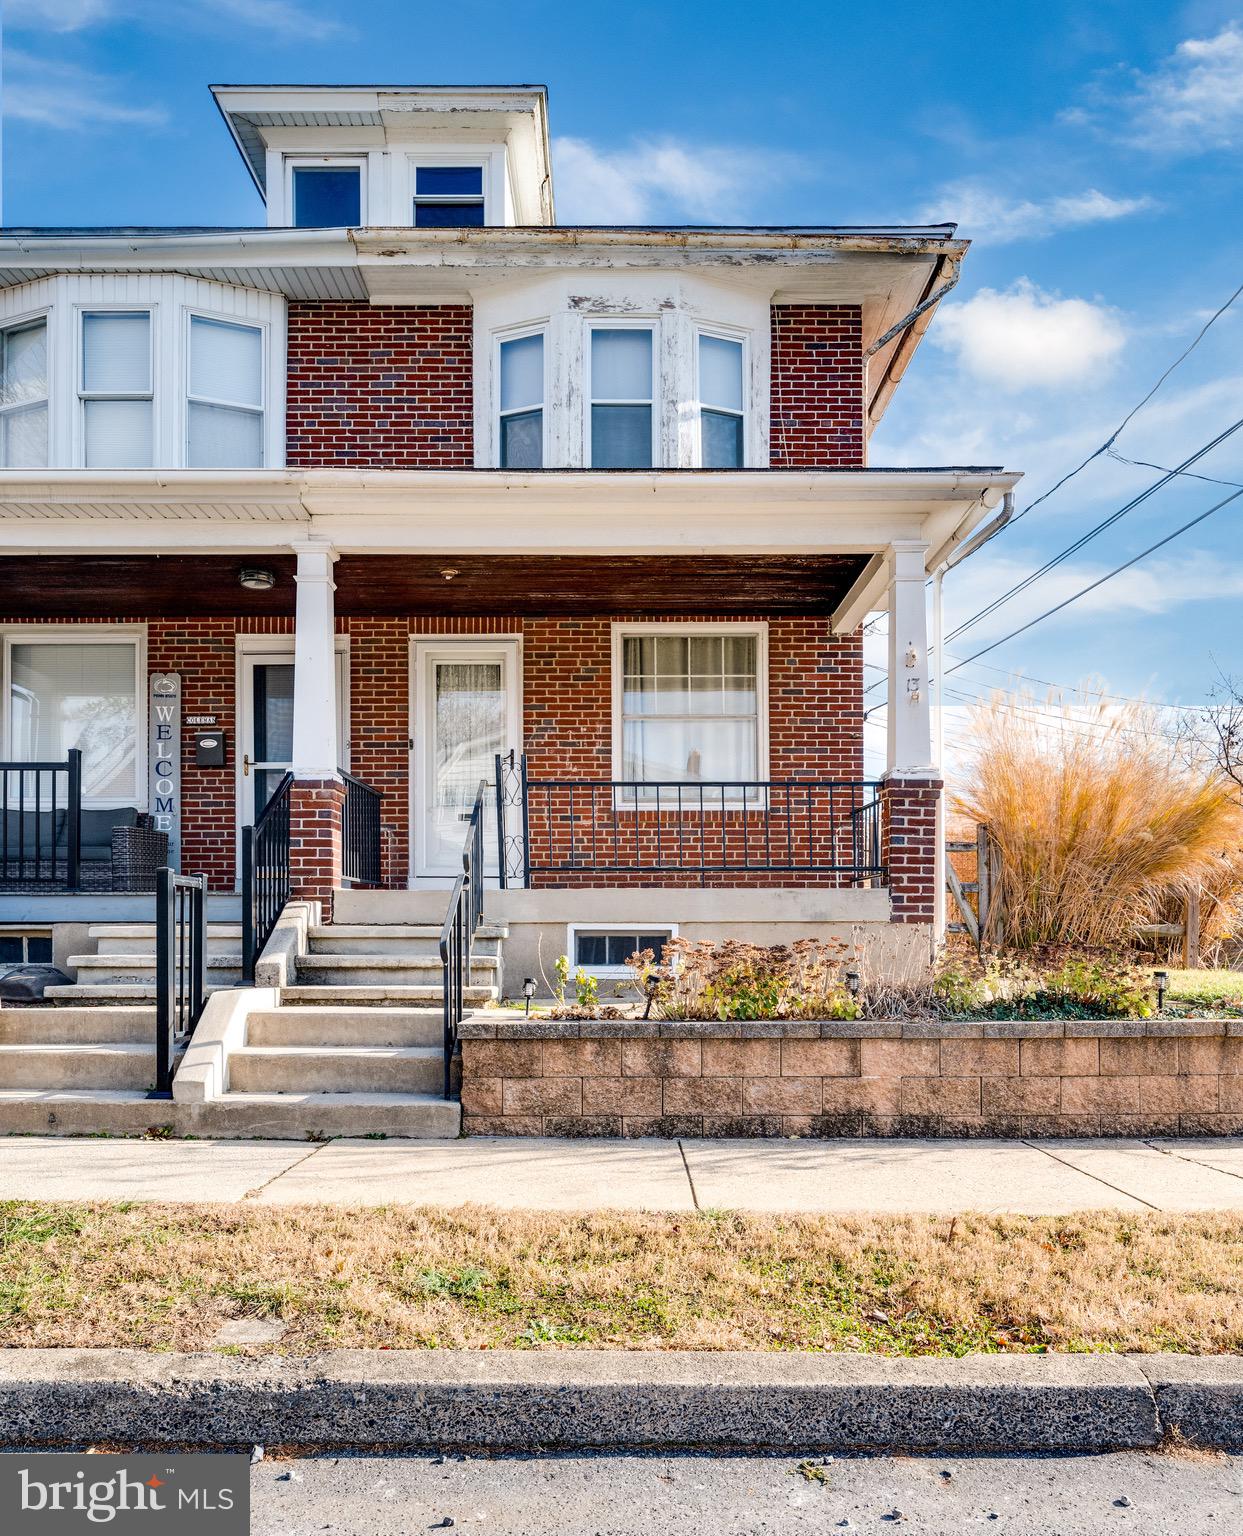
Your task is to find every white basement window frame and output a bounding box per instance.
[567,923,678,981]
[0,313,50,468]
[285,156,366,228]
[184,310,267,469]
[695,326,747,469]
[1,625,148,810]
[610,621,769,794]
[587,320,658,469]
[78,308,154,470]
[495,324,547,468]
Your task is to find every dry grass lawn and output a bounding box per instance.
[4,1202,1243,1356]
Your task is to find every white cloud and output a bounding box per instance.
[552,136,796,224]
[1073,23,1243,151]
[928,278,1126,391]
[3,52,167,128]
[205,0,344,41]
[5,0,114,27]
[6,0,345,39]
[922,181,1155,243]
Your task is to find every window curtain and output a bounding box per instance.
[9,643,138,802]
[621,634,758,782]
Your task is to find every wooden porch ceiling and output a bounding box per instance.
[0,554,870,617]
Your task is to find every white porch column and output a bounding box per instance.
[291,540,340,781]
[885,540,934,777]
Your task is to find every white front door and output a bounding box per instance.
[413,640,520,879]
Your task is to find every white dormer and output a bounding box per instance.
[211,85,554,229]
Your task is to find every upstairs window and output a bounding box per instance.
[413,166,485,227]
[0,318,48,468]
[698,333,744,468]
[498,331,544,469]
[590,327,653,469]
[80,311,152,469]
[291,164,362,227]
[187,316,264,468]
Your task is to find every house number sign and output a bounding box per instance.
[149,673,182,870]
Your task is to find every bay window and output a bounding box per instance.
[81,311,153,468]
[6,636,141,805]
[698,332,744,468]
[498,331,544,468]
[618,628,763,784]
[187,315,264,468]
[0,318,49,468]
[590,327,653,468]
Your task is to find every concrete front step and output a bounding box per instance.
[0,1088,179,1137]
[308,924,507,957]
[70,954,244,983]
[279,984,496,1006]
[0,1041,158,1092]
[294,954,497,987]
[0,1007,154,1044]
[44,984,232,1004]
[229,1044,442,1095]
[246,1008,442,1049]
[88,924,242,958]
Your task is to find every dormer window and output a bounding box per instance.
[289,160,363,228]
[413,166,485,228]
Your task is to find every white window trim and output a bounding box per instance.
[76,305,156,470]
[610,621,770,790]
[404,149,501,227]
[0,311,51,470]
[694,323,748,470]
[1,624,148,810]
[586,318,659,470]
[567,922,679,981]
[183,307,269,469]
[284,155,367,228]
[493,321,548,469]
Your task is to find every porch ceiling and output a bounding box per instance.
[0,553,869,617]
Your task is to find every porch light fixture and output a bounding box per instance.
[238,567,277,591]
[1154,970,1168,1013]
[845,969,861,998]
[440,567,460,582]
[522,977,537,1016]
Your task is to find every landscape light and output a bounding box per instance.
[1154,970,1168,1013]
[522,977,537,1017]
[845,970,861,997]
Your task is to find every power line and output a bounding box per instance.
[1105,444,1243,492]
[945,483,1243,676]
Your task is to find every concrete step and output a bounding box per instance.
[279,984,497,1007]
[88,924,242,958]
[294,954,498,987]
[0,1007,153,1044]
[246,1008,442,1049]
[209,1091,461,1139]
[44,984,232,1004]
[0,1041,158,1092]
[0,1088,179,1137]
[307,924,505,957]
[68,954,244,987]
[229,1045,442,1095]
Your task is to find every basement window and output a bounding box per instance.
[570,926,674,979]
[0,929,53,965]
[413,165,486,227]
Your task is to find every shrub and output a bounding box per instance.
[630,937,860,1022]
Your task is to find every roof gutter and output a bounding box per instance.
[866,252,961,427]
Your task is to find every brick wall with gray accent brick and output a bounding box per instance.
[459,1016,1243,1138]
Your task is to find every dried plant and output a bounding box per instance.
[630,937,861,1022]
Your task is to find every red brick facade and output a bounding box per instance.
[769,304,865,468]
[881,775,941,923]
[285,303,473,467]
[289,778,347,919]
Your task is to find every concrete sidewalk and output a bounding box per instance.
[3,1133,1243,1211]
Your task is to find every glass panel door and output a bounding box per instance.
[248,662,294,820]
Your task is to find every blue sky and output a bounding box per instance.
[4,0,1242,771]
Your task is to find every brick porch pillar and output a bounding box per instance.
[289,778,346,920]
[881,775,941,923]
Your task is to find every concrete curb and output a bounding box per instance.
[4,1349,1238,1453]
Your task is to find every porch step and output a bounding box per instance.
[293,953,498,987]
[229,1044,442,1095]
[44,984,231,1004]
[0,1041,158,1092]
[88,924,242,959]
[208,1090,460,1140]
[245,1008,442,1049]
[67,954,244,987]
[0,1088,180,1138]
[306,924,506,957]
[0,1006,153,1044]
[278,984,496,1007]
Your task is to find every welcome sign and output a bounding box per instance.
[149,672,182,870]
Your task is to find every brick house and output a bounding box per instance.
[0,85,1021,1137]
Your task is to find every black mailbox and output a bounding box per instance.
[194,730,226,767]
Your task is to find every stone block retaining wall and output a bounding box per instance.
[459,1015,1243,1138]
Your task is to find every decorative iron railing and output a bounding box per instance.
[495,754,886,887]
[0,749,82,890]
[150,866,207,1099]
[341,770,382,886]
[240,771,292,984]
[438,778,487,1099]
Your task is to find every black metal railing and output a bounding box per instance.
[241,771,292,984]
[151,866,207,1098]
[438,778,487,1099]
[0,748,81,890]
[495,755,887,886]
[341,770,382,886]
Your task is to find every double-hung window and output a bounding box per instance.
[619,629,762,784]
[187,315,264,468]
[498,331,544,468]
[291,163,362,227]
[0,318,48,468]
[590,327,654,468]
[413,166,485,227]
[80,311,152,468]
[698,333,745,468]
[6,636,141,805]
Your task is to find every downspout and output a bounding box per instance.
[929,491,1015,947]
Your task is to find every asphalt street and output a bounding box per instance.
[247,1447,1243,1534]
